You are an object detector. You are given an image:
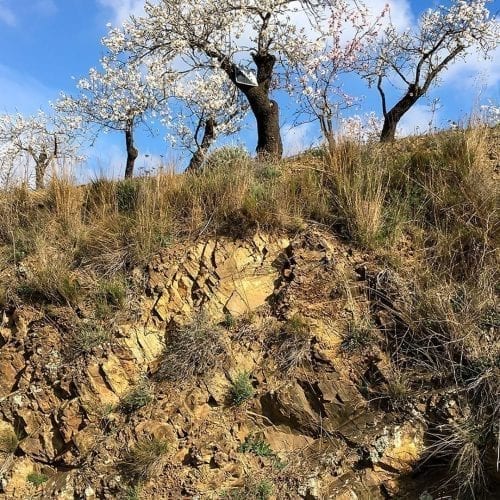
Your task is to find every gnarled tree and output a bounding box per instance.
[360,0,499,142]
[56,56,159,178]
[104,0,336,160]
[0,111,81,189]
[161,69,248,171]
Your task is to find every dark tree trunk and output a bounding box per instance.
[243,92,282,158]
[125,124,138,179]
[241,52,282,158]
[186,117,217,172]
[380,88,420,142]
[319,114,335,152]
[217,51,282,159]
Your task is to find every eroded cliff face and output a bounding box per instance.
[0,230,427,499]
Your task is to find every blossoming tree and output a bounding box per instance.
[56,56,159,178]
[287,0,388,149]
[164,69,249,171]
[0,111,81,189]
[104,0,339,160]
[360,0,499,142]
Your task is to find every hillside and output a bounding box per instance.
[0,128,498,499]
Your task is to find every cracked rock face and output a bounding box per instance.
[0,231,427,499]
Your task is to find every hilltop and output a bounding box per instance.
[0,127,498,499]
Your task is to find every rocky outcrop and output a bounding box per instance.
[0,230,428,499]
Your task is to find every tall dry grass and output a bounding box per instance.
[0,127,498,497]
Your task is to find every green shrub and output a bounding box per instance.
[67,323,111,358]
[229,372,254,406]
[340,319,373,353]
[238,435,274,457]
[120,382,153,414]
[27,472,48,486]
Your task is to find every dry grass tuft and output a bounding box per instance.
[158,314,227,382]
[120,437,169,480]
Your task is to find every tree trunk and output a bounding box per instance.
[380,89,420,142]
[220,52,282,159]
[35,153,48,190]
[186,117,217,172]
[242,53,282,158]
[319,114,335,152]
[244,91,282,158]
[125,125,138,179]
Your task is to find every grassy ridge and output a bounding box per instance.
[0,126,498,496]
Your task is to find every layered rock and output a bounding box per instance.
[0,231,427,499]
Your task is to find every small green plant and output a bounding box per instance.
[340,319,373,353]
[229,372,254,406]
[27,472,48,486]
[0,429,18,453]
[116,179,139,213]
[222,479,273,500]
[122,483,142,500]
[67,323,111,358]
[222,479,274,500]
[221,312,236,329]
[380,370,413,411]
[120,382,153,414]
[121,437,169,480]
[238,435,274,457]
[253,480,273,500]
[95,276,127,317]
[238,434,285,469]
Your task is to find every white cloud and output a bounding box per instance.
[398,103,440,137]
[281,122,317,156]
[97,0,145,25]
[441,45,500,92]
[0,0,16,26]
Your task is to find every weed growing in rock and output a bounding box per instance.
[158,314,227,381]
[95,276,127,318]
[0,429,18,454]
[274,315,311,373]
[27,472,48,486]
[377,369,413,412]
[120,437,169,480]
[221,312,237,330]
[222,479,274,500]
[120,382,153,414]
[67,323,111,358]
[121,483,142,500]
[340,319,373,353]
[238,434,286,470]
[238,435,274,457]
[229,372,254,406]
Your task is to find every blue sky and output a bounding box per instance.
[0,0,498,177]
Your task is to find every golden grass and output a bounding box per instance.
[0,127,498,497]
